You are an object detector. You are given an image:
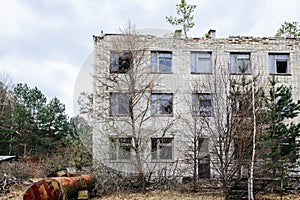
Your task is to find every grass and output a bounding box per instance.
[95,191,224,200]
[2,184,299,200]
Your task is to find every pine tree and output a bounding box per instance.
[263,76,300,181]
[166,0,197,38]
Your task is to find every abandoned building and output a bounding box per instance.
[91,29,300,180]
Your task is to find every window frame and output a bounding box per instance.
[197,137,210,178]
[230,53,251,74]
[151,51,172,73]
[109,92,130,116]
[192,93,213,117]
[151,93,173,116]
[110,51,132,73]
[190,52,212,74]
[269,53,290,75]
[151,138,173,161]
[109,137,132,161]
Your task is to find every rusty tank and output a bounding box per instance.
[23,169,95,200]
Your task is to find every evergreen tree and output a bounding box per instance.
[0,83,70,157]
[166,0,197,38]
[263,76,300,179]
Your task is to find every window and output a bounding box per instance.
[198,138,209,153]
[192,93,212,116]
[231,93,251,115]
[197,138,210,178]
[151,93,173,115]
[198,155,210,178]
[151,51,172,73]
[191,52,212,73]
[230,53,251,74]
[269,54,290,74]
[109,137,132,160]
[151,138,173,160]
[110,51,132,73]
[110,93,130,116]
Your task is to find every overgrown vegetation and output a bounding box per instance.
[1,20,300,200]
[0,74,92,177]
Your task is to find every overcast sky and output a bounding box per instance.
[1,0,300,117]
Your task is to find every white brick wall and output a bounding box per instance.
[92,34,300,179]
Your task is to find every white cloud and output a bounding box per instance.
[1,0,300,117]
[1,54,79,116]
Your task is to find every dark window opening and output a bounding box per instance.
[198,155,210,178]
[111,51,132,73]
[276,61,288,73]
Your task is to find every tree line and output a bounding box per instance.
[0,75,81,158]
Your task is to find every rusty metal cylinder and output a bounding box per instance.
[23,175,95,200]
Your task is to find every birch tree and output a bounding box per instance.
[204,57,264,199]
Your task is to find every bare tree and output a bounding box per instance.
[93,22,180,191]
[192,56,264,199]
[179,80,211,190]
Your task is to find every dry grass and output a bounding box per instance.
[1,184,299,200]
[256,192,300,200]
[95,191,300,200]
[95,191,224,200]
[2,188,300,200]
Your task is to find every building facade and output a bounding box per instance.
[92,31,300,180]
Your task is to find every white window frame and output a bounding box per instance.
[192,93,212,117]
[151,93,173,116]
[230,53,251,74]
[151,138,173,161]
[269,53,290,75]
[109,137,132,161]
[151,51,172,73]
[109,93,130,116]
[191,52,212,74]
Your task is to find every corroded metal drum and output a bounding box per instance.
[23,174,95,200]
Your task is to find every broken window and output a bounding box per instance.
[109,137,132,160]
[151,93,173,116]
[191,52,212,73]
[230,53,251,74]
[110,93,130,116]
[192,93,212,117]
[151,138,173,160]
[110,51,132,73]
[151,51,172,73]
[269,53,290,74]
